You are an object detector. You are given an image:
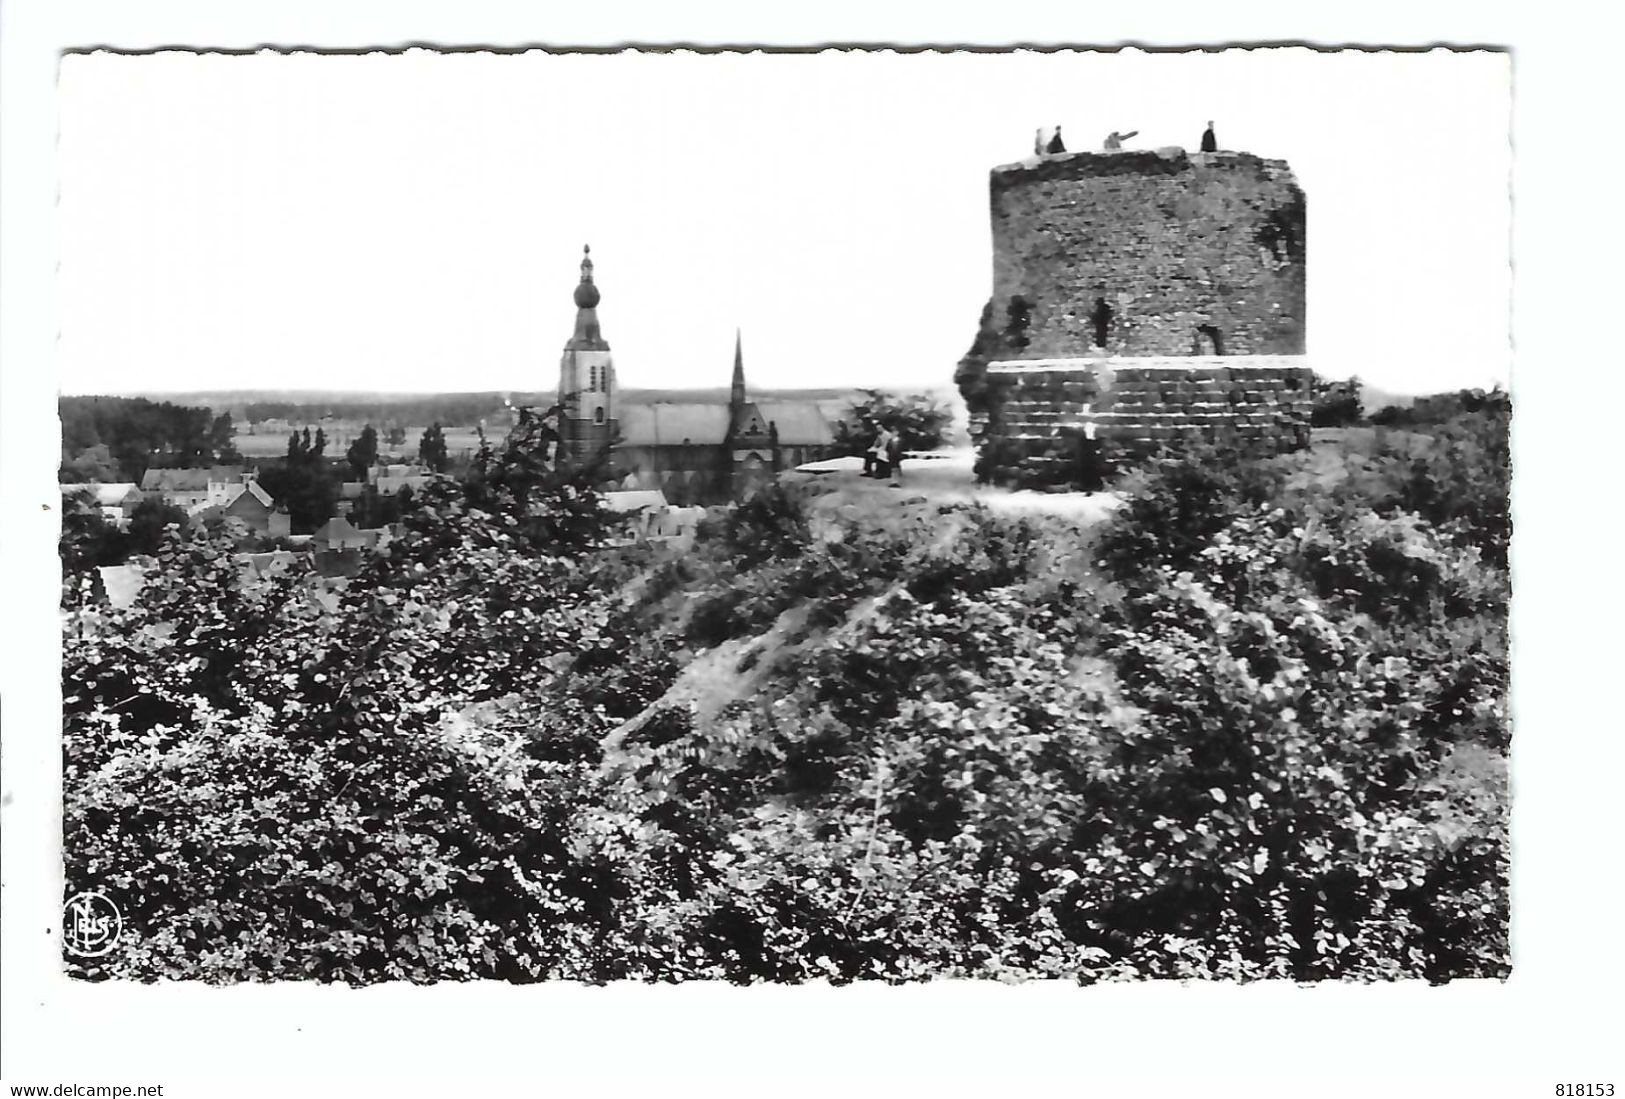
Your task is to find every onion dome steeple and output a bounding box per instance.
[566,244,609,351]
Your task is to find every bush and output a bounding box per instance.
[1095,440,1290,582]
[62,406,1508,983]
[1311,374,1363,427]
[835,389,954,455]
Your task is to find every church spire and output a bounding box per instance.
[730,328,746,409]
[566,244,608,351]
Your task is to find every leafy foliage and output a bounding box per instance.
[834,389,954,455]
[256,428,339,534]
[62,400,1508,983]
[1311,374,1363,428]
[419,423,451,474]
[60,396,239,482]
[345,424,380,481]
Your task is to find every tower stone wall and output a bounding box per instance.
[961,146,1311,481]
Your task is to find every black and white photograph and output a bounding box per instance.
[1,7,1618,1096]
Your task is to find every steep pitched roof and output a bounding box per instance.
[140,468,211,491]
[61,482,141,507]
[618,404,731,447]
[754,401,837,446]
[729,401,771,439]
[222,481,274,511]
[313,516,362,543]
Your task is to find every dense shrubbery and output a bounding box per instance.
[834,389,955,455]
[1310,375,1363,427]
[60,396,239,483]
[62,400,1508,983]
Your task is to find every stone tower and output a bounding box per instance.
[557,245,618,470]
[959,147,1314,480]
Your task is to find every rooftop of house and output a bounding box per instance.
[139,465,248,492]
[61,482,141,506]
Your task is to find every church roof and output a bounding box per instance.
[617,400,837,448]
[618,403,732,446]
[754,401,838,446]
[611,399,832,445]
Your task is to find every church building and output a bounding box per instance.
[554,247,842,505]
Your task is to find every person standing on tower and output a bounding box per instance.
[1103,130,1139,150]
[1201,120,1218,152]
[1046,126,1066,154]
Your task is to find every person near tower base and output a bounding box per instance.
[868,425,896,479]
[1077,407,1107,492]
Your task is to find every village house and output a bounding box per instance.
[334,481,368,517]
[61,482,144,527]
[188,479,291,537]
[312,516,371,551]
[139,465,253,510]
[602,488,707,548]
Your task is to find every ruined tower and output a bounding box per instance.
[959,147,1313,481]
[557,245,618,470]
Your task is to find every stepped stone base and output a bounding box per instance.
[974,355,1313,482]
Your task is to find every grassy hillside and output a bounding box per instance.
[61,407,1509,984]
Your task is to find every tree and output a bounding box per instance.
[261,425,339,533]
[419,422,450,474]
[124,498,191,558]
[60,444,122,484]
[346,425,380,482]
[386,425,407,447]
[58,490,125,573]
[1311,374,1363,428]
[58,396,239,482]
[835,389,954,455]
[448,404,612,553]
[210,412,242,464]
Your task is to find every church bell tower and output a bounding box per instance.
[557,245,617,470]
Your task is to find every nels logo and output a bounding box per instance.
[63,890,123,958]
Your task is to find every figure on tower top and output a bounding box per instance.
[1201,121,1218,152]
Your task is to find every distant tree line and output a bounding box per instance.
[240,394,550,427]
[60,396,240,483]
[1370,387,1509,428]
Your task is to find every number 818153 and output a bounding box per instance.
[1556,1086,1614,1096]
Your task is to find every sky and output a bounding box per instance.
[56,48,1511,398]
